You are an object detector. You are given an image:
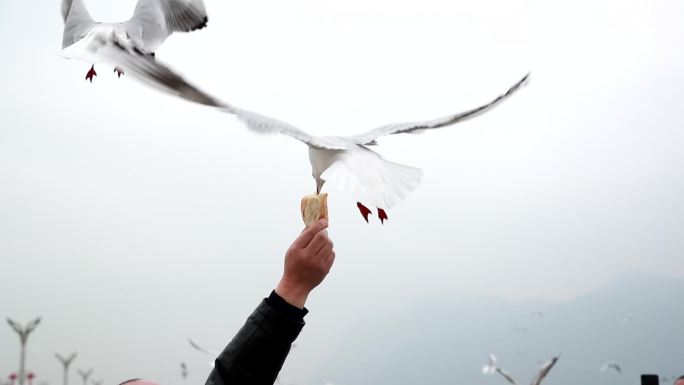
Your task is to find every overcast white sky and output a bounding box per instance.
[1,0,683,384]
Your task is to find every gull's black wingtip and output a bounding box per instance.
[191,16,209,31]
[521,72,531,85]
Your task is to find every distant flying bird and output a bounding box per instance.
[187,338,218,368]
[187,338,218,356]
[180,363,188,380]
[61,0,208,82]
[73,31,529,223]
[529,311,544,318]
[600,362,622,373]
[621,314,637,325]
[482,354,559,385]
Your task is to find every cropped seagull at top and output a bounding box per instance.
[60,0,208,82]
[76,32,529,223]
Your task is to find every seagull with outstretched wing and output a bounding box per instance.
[75,31,529,223]
[61,0,208,82]
[482,354,558,385]
[187,338,218,356]
[187,338,218,368]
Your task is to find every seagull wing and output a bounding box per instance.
[125,0,208,52]
[230,108,351,150]
[344,73,529,146]
[71,31,350,150]
[62,0,96,49]
[482,354,498,375]
[530,356,559,385]
[70,30,227,108]
[496,368,519,385]
[188,338,219,355]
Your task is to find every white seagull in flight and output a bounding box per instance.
[74,31,529,223]
[61,0,208,82]
[482,354,559,385]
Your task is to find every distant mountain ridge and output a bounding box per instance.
[312,272,684,385]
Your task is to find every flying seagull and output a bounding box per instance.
[600,362,622,373]
[621,313,637,325]
[180,363,188,380]
[61,0,208,82]
[529,311,544,318]
[187,338,218,368]
[482,354,559,385]
[187,338,218,356]
[74,31,529,223]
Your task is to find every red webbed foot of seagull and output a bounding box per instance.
[85,65,97,82]
[357,202,372,223]
[114,67,124,78]
[378,208,388,224]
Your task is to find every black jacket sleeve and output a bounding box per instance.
[204,292,307,385]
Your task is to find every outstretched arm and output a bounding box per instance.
[205,219,335,385]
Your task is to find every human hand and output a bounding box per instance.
[275,219,335,309]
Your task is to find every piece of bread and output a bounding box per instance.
[301,193,329,227]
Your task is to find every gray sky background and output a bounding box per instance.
[1,0,683,384]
